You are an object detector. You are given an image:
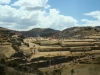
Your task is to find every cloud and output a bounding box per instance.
[0,5,39,30]
[37,9,78,30]
[84,11,100,20]
[0,0,11,4]
[81,11,100,26]
[0,0,78,31]
[12,0,50,10]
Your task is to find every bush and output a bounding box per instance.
[6,67,27,75]
[0,58,6,65]
[6,61,19,68]
[24,43,29,47]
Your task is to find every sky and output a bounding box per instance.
[0,0,100,31]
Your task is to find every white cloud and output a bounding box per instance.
[81,11,100,27]
[0,0,11,4]
[12,0,50,10]
[37,9,78,30]
[84,11,100,20]
[0,0,78,31]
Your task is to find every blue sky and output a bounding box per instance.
[0,0,100,31]
[48,0,100,20]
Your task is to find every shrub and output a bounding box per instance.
[6,61,19,68]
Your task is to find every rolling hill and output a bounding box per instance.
[0,26,100,38]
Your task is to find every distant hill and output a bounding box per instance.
[54,26,100,38]
[0,27,21,36]
[0,27,9,30]
[0,26,100,38]
[20,28,60,37]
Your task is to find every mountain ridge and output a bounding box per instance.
[20,28,60,37]
[0,26,100,38]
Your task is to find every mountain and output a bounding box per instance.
[20,28,60,37]
[53,26,100,38]
[0,27,9,30]
[0,26,100,38]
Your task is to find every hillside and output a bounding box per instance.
[0,26,100,75]
[0,27,21,36]
[0,27,9,30]
[0,26,100,38]
[18,26,100,38]
[20,28,60,37]
[54,26,100,38]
